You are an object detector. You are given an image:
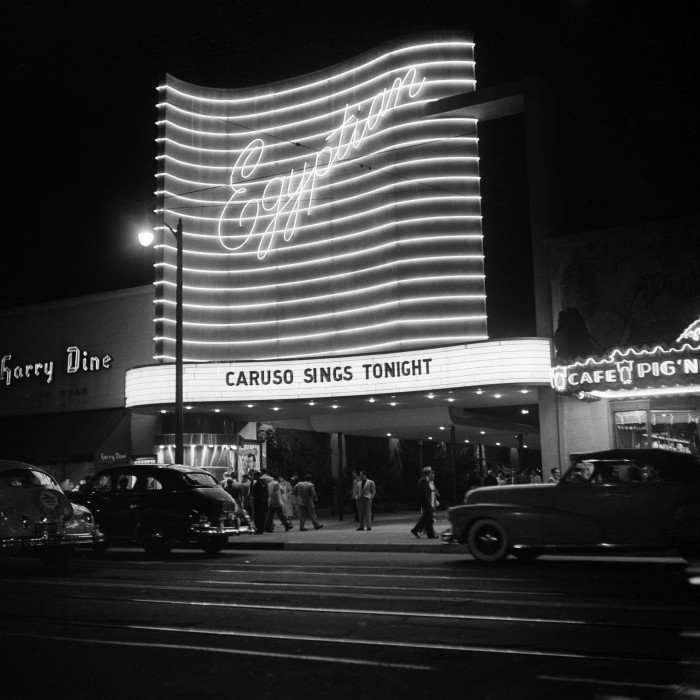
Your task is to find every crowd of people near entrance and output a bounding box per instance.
[219,464,556,538]
[220,468,327,534]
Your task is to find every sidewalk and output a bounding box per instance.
[227,510,466,554]
[226,510,690,562]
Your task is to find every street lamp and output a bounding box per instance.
[139,218,184,465]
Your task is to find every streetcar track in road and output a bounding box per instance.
[127,596,698,632]
[2,623,692,669]
[2,576,697,619]
[0,630,433,671]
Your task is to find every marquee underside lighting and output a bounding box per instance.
[155,33,486,362]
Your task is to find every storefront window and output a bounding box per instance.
[614,407,699,455]
[650,410,698,454]
[614,410,648,449]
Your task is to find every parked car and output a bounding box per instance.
[67,464,244,555]
[0,460,103,566]
[443,449,700,562]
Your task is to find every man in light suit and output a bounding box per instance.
[354,470,376,531]
[292,474,324,531]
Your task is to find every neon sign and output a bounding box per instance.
[217,67,426,260]
[551,344,700,395]
[155,34,486,362]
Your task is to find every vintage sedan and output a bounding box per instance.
[0,460,103,566]
[444,449,700,562]
[67,463,244,555]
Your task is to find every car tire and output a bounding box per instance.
[141,527,173,556]
[512,548,542,561]
[467,518,510,562]
[201,535,229,555]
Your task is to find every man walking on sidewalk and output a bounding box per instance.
[293,474,324,531]
[355,470,376,531]
[411,466,439,539]
[264,473,294,532]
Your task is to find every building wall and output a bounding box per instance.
[0,286,155,417]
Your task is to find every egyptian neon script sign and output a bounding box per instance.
[217,67,425,260]
[550,344,700,393]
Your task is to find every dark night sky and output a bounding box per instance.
[3,0,696,337]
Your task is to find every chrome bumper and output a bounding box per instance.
[1,531,103,551]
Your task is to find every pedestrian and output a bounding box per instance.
[354,470,376,531]
[289,471,304,520]
[264,473,294,532]
[279,474,295,519]
[250,471,268,534]
[411,466,439,539]
[548,468,561,483]
[483,468,498,486]
[349,470,361,521]
[240,474,252,514]
[293,473,324,531]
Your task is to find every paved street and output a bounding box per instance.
[2,519,698,700]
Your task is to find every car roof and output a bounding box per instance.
[0,459,44,472]
[95,463,214,475]
[570,449,699,471]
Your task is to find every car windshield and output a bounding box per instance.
[182,472,219,487]
[0,469,58,488]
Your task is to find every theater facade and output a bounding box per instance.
[1,33,697,495]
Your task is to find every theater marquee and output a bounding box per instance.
[125,340,552,407]
[154,33,486,363]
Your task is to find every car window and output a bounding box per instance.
[0,469,56,488]
[92,474,113,491]
[182,472,219,487]
[143,476,164,491]
[115,474,138,491]
[563,462,595,483]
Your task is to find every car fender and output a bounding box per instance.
[448,503,542,546]
[666,498,700,546]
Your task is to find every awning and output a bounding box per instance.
[0,409,130,465]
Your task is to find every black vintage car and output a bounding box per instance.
[67,464,242,555]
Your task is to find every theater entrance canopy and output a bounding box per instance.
[126,339,553,449]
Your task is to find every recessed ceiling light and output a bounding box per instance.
[494,394,502,399]
[447,398,455,402]
[308,401,315,406]
[480,430,486,435]
[390,402,397,407]
[214,408,220,413]
[332,404,339,409]
[428,393,435,399]
[369,398,375,403]
[439,426,445,430]
[476,389,483,395]
[273,407,279,411]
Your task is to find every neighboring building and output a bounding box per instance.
[549,218,700,464]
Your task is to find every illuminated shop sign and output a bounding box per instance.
[1,346,113,387]
[551,344,700,395]
[126,339,552,407]
[677,319,700,343]
[156,34,486,363]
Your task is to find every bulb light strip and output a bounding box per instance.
[126,339,551,406]
[156,35,486,361]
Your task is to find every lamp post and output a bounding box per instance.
[139,218,184,464]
